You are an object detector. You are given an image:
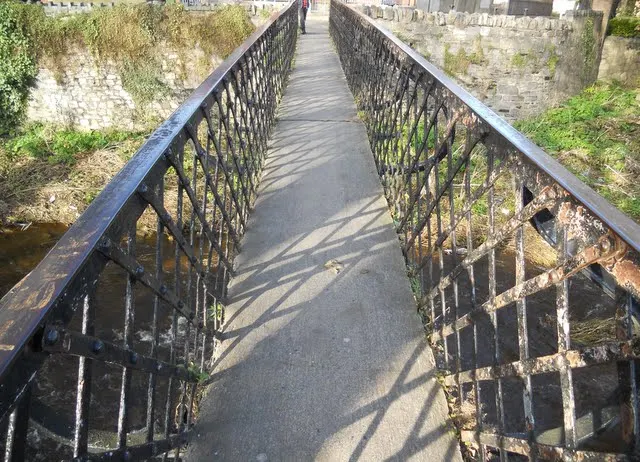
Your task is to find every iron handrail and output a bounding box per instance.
[331,0,640,459]
[0,2,297,460]
[346,4,640,254]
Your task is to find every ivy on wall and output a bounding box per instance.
[0,2,38,136]
[581,16,597,69]
[0,1,255,135]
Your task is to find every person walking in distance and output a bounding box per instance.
[300,0,309,34]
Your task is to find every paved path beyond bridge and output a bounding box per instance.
[186,16,462,462]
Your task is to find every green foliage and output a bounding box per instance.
[187,362,210,383]
[545,44,559,78]
[259,8,272,19]
[510,51,540,70]
[443,38,484,77]
[165,3,255,59]
[515,82,640,220]
[608,16,640,38]
[0,1,38,135]
[208,301,224,322]
[1,123,145,164]
[510,52,528,69]
[120,61,169,105]
[0,1,255,132]
[409,273,422,299]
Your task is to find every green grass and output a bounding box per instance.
[1,123,146,165]
[515,82,640,221]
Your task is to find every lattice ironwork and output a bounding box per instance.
[330,1,640,460]
[0,2,297,460]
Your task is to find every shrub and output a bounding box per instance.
[608,16,640,38]
[0,2,38,136]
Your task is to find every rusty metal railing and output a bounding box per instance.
[0,3,297,460]
[330,1,640,459]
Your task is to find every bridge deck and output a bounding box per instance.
[186,16,461,461]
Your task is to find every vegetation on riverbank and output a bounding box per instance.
[0,1,255,134]
[0,123,149,224]
[0,0,259,224]
[515,82,640,221]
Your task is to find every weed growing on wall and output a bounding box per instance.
[544,44,559,78]
[0,1,255,133]
[581,16,597,69]
[443,37,485,77]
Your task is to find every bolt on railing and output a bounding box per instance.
[331,0,640,459]
[0,2,297,460]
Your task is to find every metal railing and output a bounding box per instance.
[330,1,640,459]
[0,2,296,460]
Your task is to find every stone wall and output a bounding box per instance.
[358,6,603,121]
[27,48,222,130]
[598,36,640,86]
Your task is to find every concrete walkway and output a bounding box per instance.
[186,16,462,462]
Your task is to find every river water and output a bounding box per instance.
[0,224,631,457]
[0,224,202,459]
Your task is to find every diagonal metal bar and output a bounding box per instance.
[434,234,620,340]
[419,184,563,296]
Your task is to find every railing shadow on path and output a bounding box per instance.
[330,1,640,460]
[188,120,459,460]
[186,13,462,461]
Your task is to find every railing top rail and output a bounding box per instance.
[0,0,295,413]
[331,1,640,457]
[341,1,640,255]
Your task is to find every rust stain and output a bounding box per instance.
[0,320,15,339]
[556,201,573,225]
[565,350,581,367]
[608,257,640,295]
[27,279,58,312]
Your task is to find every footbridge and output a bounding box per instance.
[1,2,640,461]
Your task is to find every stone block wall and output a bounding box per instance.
[27,48,222,130]
[358,6,603,121]
[598,36,640,86]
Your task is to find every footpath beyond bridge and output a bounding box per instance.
[185,15,461,461]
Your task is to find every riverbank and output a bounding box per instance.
[515,81,640,221]
[0,123,149,225]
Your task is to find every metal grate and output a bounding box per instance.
[0,2,297,460]
[330,1,640,459]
